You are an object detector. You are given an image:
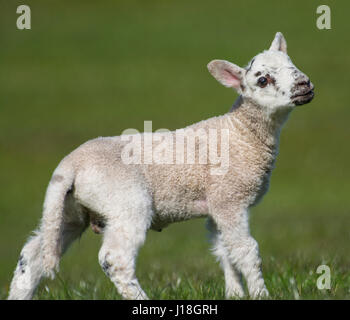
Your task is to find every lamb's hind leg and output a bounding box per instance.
[98,218,150,300]
[97,190,152,300]
[8,232,44,300]
[8,194,89,300]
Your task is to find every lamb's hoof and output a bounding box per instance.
[42,256,59,279]
[226,288,245,299]
[251,287,269,299]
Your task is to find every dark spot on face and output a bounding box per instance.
[254,71,261,77]
[51,175,64,183]
[246,58,255,73]
[266,74,276,86]
[282,91,285,95]
[240,84,246,92]
[290,85,298,94]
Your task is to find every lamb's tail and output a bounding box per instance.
[40,159,75,279]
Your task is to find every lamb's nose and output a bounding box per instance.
[297,79,310,87]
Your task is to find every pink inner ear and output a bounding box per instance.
[222,69,241,88]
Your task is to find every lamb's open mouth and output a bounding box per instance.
[291,89,314,106]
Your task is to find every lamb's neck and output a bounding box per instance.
[228,95,291,151]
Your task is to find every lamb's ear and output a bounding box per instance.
[207,60,244,91]
[269,32,287,54]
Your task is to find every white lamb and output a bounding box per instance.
[8,32,314,300]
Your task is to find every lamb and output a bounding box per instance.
[8,32,314,300]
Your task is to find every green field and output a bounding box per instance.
[0,0,349,299]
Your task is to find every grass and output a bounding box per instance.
[0,0,349,299]
[2,219,349,300]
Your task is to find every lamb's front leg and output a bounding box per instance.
[211,209,269,299]
[207,218,244,298]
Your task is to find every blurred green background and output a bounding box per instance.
[0,0,349,299]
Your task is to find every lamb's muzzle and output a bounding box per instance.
[291,79,315,105]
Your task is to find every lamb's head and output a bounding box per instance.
[208,32,314,112]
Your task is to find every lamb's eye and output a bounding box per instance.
[257,76,268,88]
